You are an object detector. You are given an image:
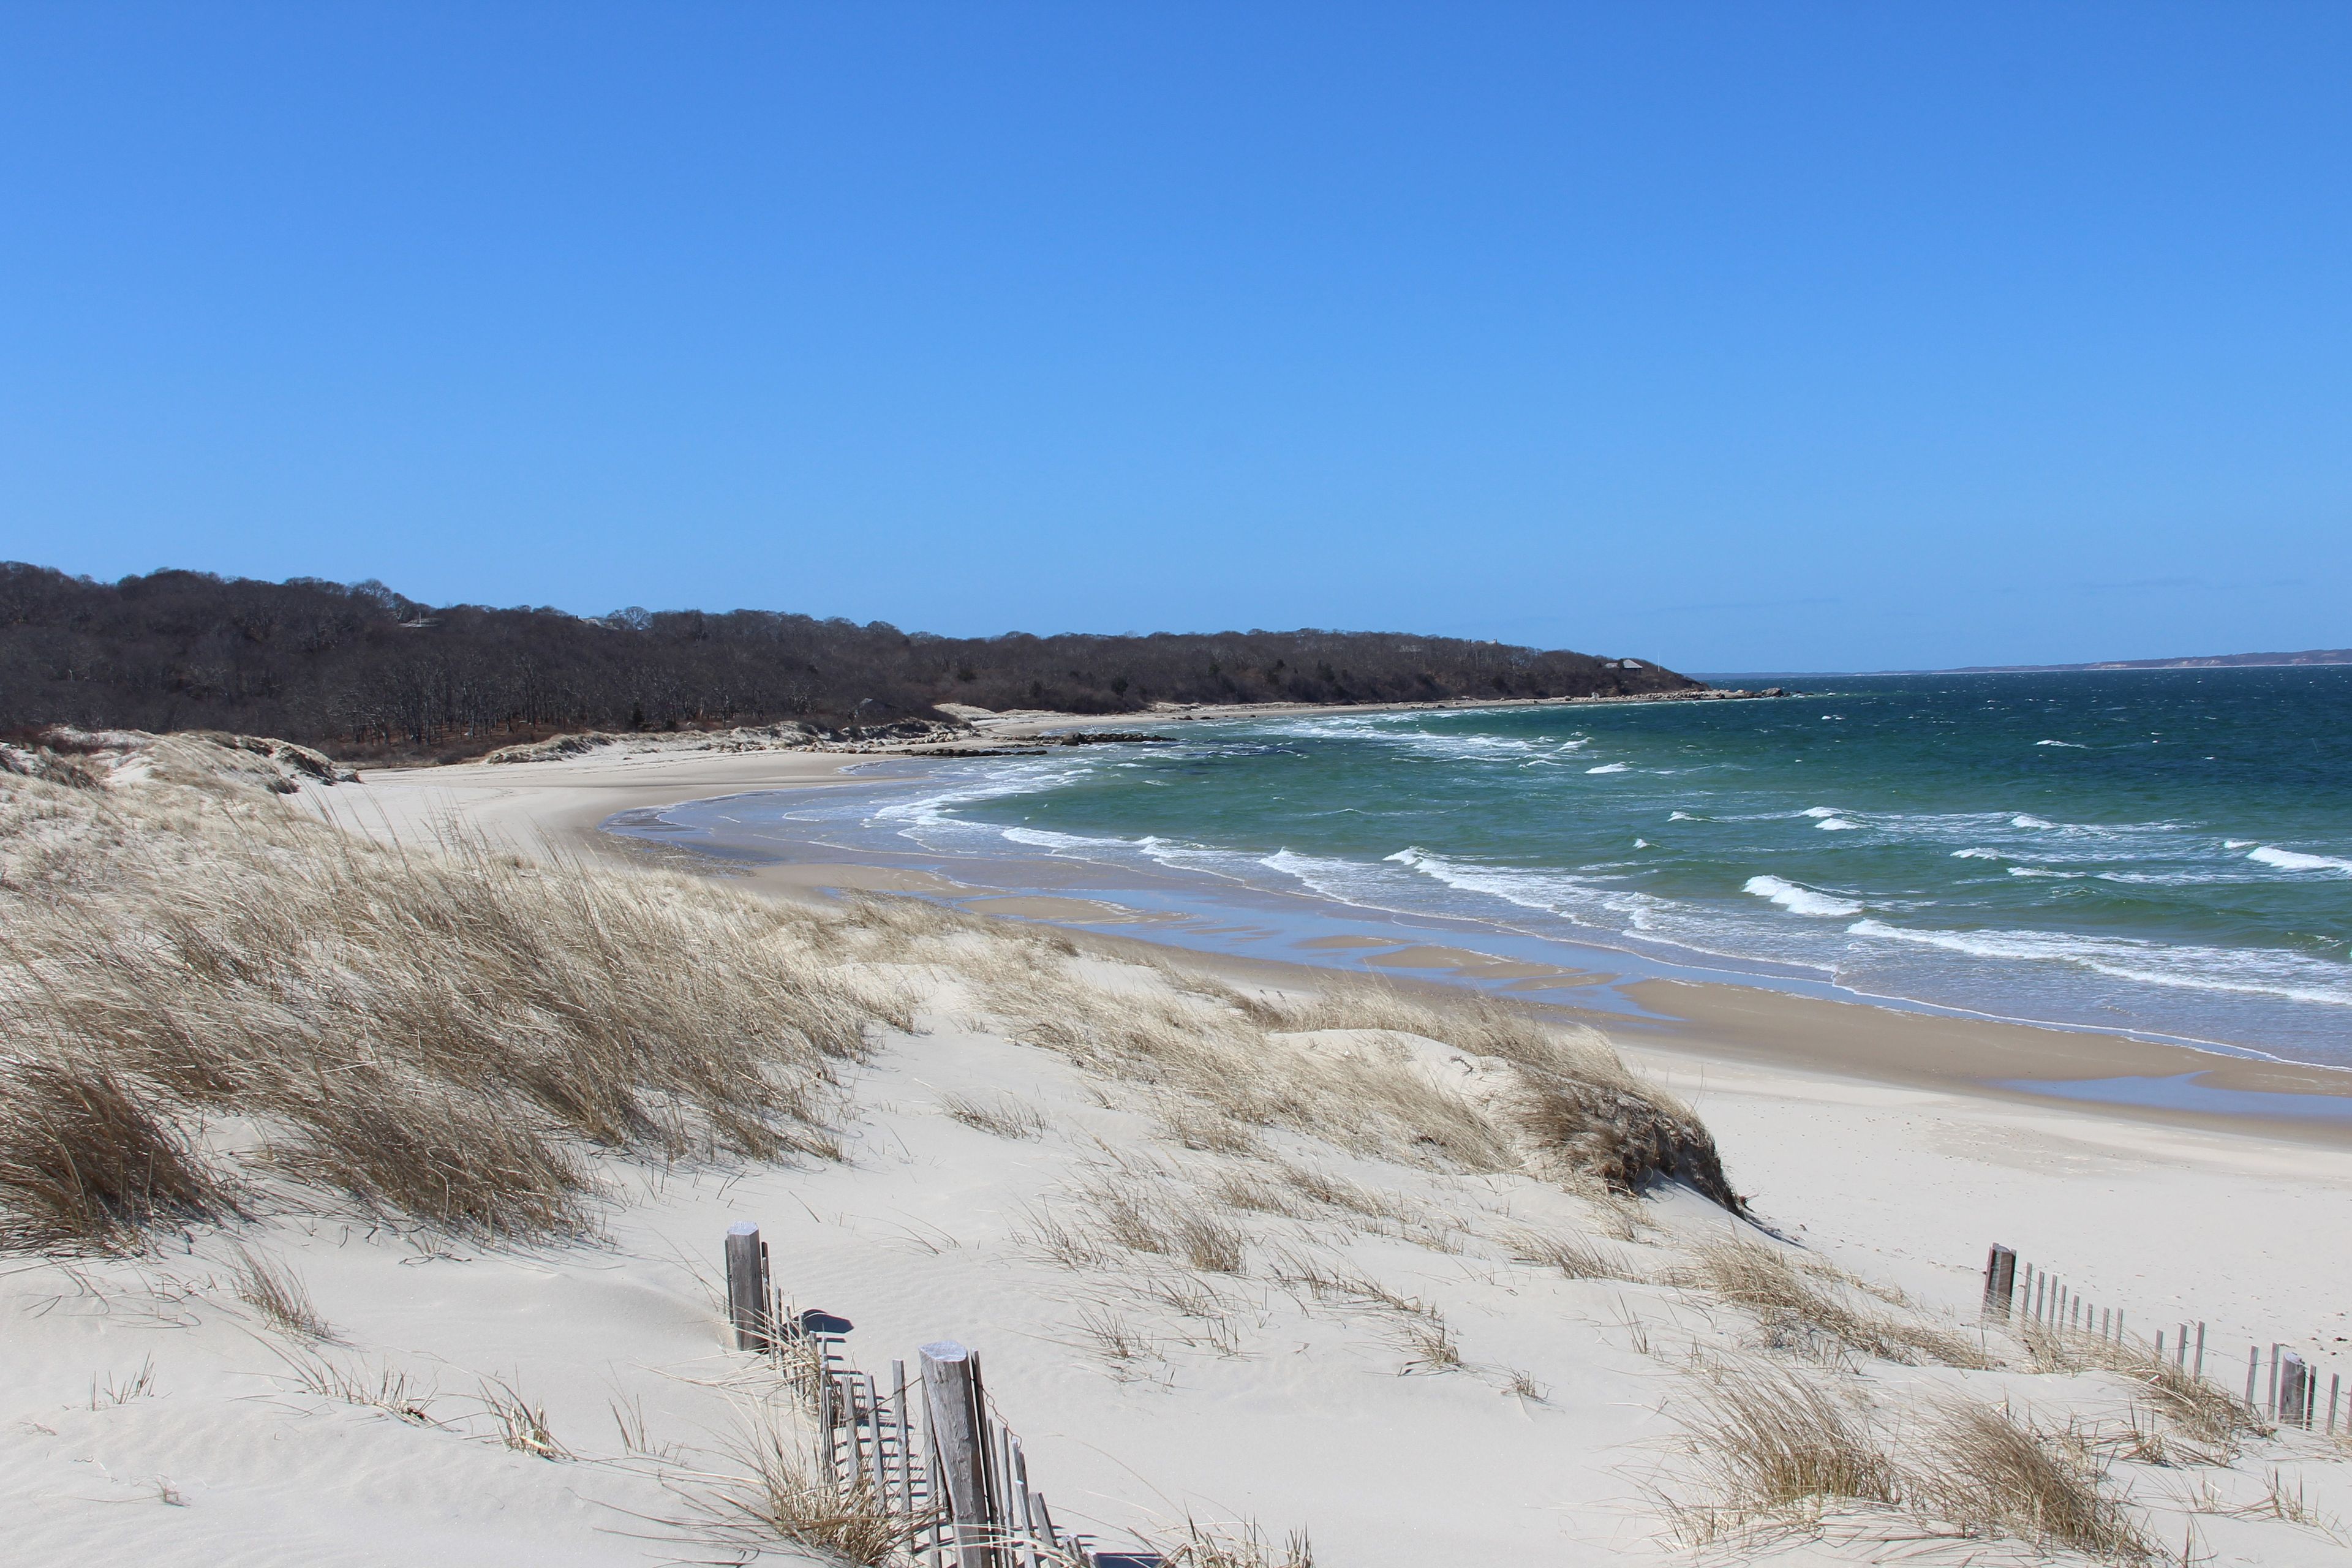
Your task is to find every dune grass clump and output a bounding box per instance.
[1504,1225,1648,1283]
[976,947,1739,1207]
[227,1244,336,1341]
[272,1346,440,1425]
[1053,1170,1252,1274]
[259,1068,598,1237]
[1678,1234,1991,1368]
[2020,1319,2267,1451]
[1667,1359,1903,1540]
[1146,1518,1314,1568]
[480,1374,568,1460]
[677,1398,933,1567]
[1242,982,1742,1208]
[0,1056,231,1251]
[0,735,907,1248]
[1668,1359,2160,1562]
[1910,1400,2155,1561]
[938,1091,1050,1140]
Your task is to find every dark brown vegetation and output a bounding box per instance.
[0,562,1700,758]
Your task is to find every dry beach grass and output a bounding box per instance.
[1665,1357,2160,1562]
[0,733,899,1243]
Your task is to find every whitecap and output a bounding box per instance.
[2035,740,2087,748]
[2223,839,2256,849]
[1387,846,1623,922]
[2010,814,2057,829]
[2007,867,2085,879]
[1252,847,1420,907]
[998,824,1115,851]
[2249,846,2352,875]
[1585,763,1630,775]
[1633,839,1650,849]
[1815,817,1861,831]
[1800,806,1844,818]
[1743,876,1864,918]
[1668,811,1697,821]
[1951,848,2003,861]
[1844,919,2352,1008]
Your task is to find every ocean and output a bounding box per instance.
[612,668,2352,1068]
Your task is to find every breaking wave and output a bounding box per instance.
[2249,846,2352,875]
[1744,875,1865,918]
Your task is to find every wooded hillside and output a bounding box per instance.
[0,563,1703,758]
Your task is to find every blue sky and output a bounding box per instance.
[3,3,2346,673]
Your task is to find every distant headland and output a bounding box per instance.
[0,562,1703,763]
[1932,648,2351,674]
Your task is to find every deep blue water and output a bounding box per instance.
[627,669,2352,1066]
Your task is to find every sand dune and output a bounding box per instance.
[4,732,2350,1566]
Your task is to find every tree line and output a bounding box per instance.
[0,562,1703,760]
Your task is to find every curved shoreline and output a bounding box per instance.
[345,741,2352,1149]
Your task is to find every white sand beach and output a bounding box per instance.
[6,733,2351,1567]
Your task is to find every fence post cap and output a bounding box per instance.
[726,1221,760,1236]
[920,1340,970,1363]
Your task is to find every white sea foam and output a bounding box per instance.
[1585,763,1630,774]
[2224,839,2257,849]
[1668,810,1697,821]
[1845,919,2352,1008]
[998,824,1115,851]
[1815,817,1861,831]
[1256,848,1409,906]
[2036,740,2087,748]
[2010,814,2058,829]
[1269,715,1562,765]
[2249,846,2352,875]
[1951,848,2003,860]
[1800,806,1843,818]
[1743,876,1864,918]
[2007,867,2085,879]
[1386,846,1626,924]
[864,763,1112,854]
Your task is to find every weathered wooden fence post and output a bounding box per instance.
[2286,1353,2312,1427]
[922,1341,995,1568]
[886,1360,910,1517]
[1983,1245,2016,1318]
[725,1222,769,1350]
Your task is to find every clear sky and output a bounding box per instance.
[3,4,2346,673]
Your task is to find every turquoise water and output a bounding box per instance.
[627,669,2352,1065]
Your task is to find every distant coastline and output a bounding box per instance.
[1703,648,2352,679]
[1937,647,2352,674]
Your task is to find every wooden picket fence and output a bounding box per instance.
[1983,1242,2345,1433]
[726,1223,1159,1568]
